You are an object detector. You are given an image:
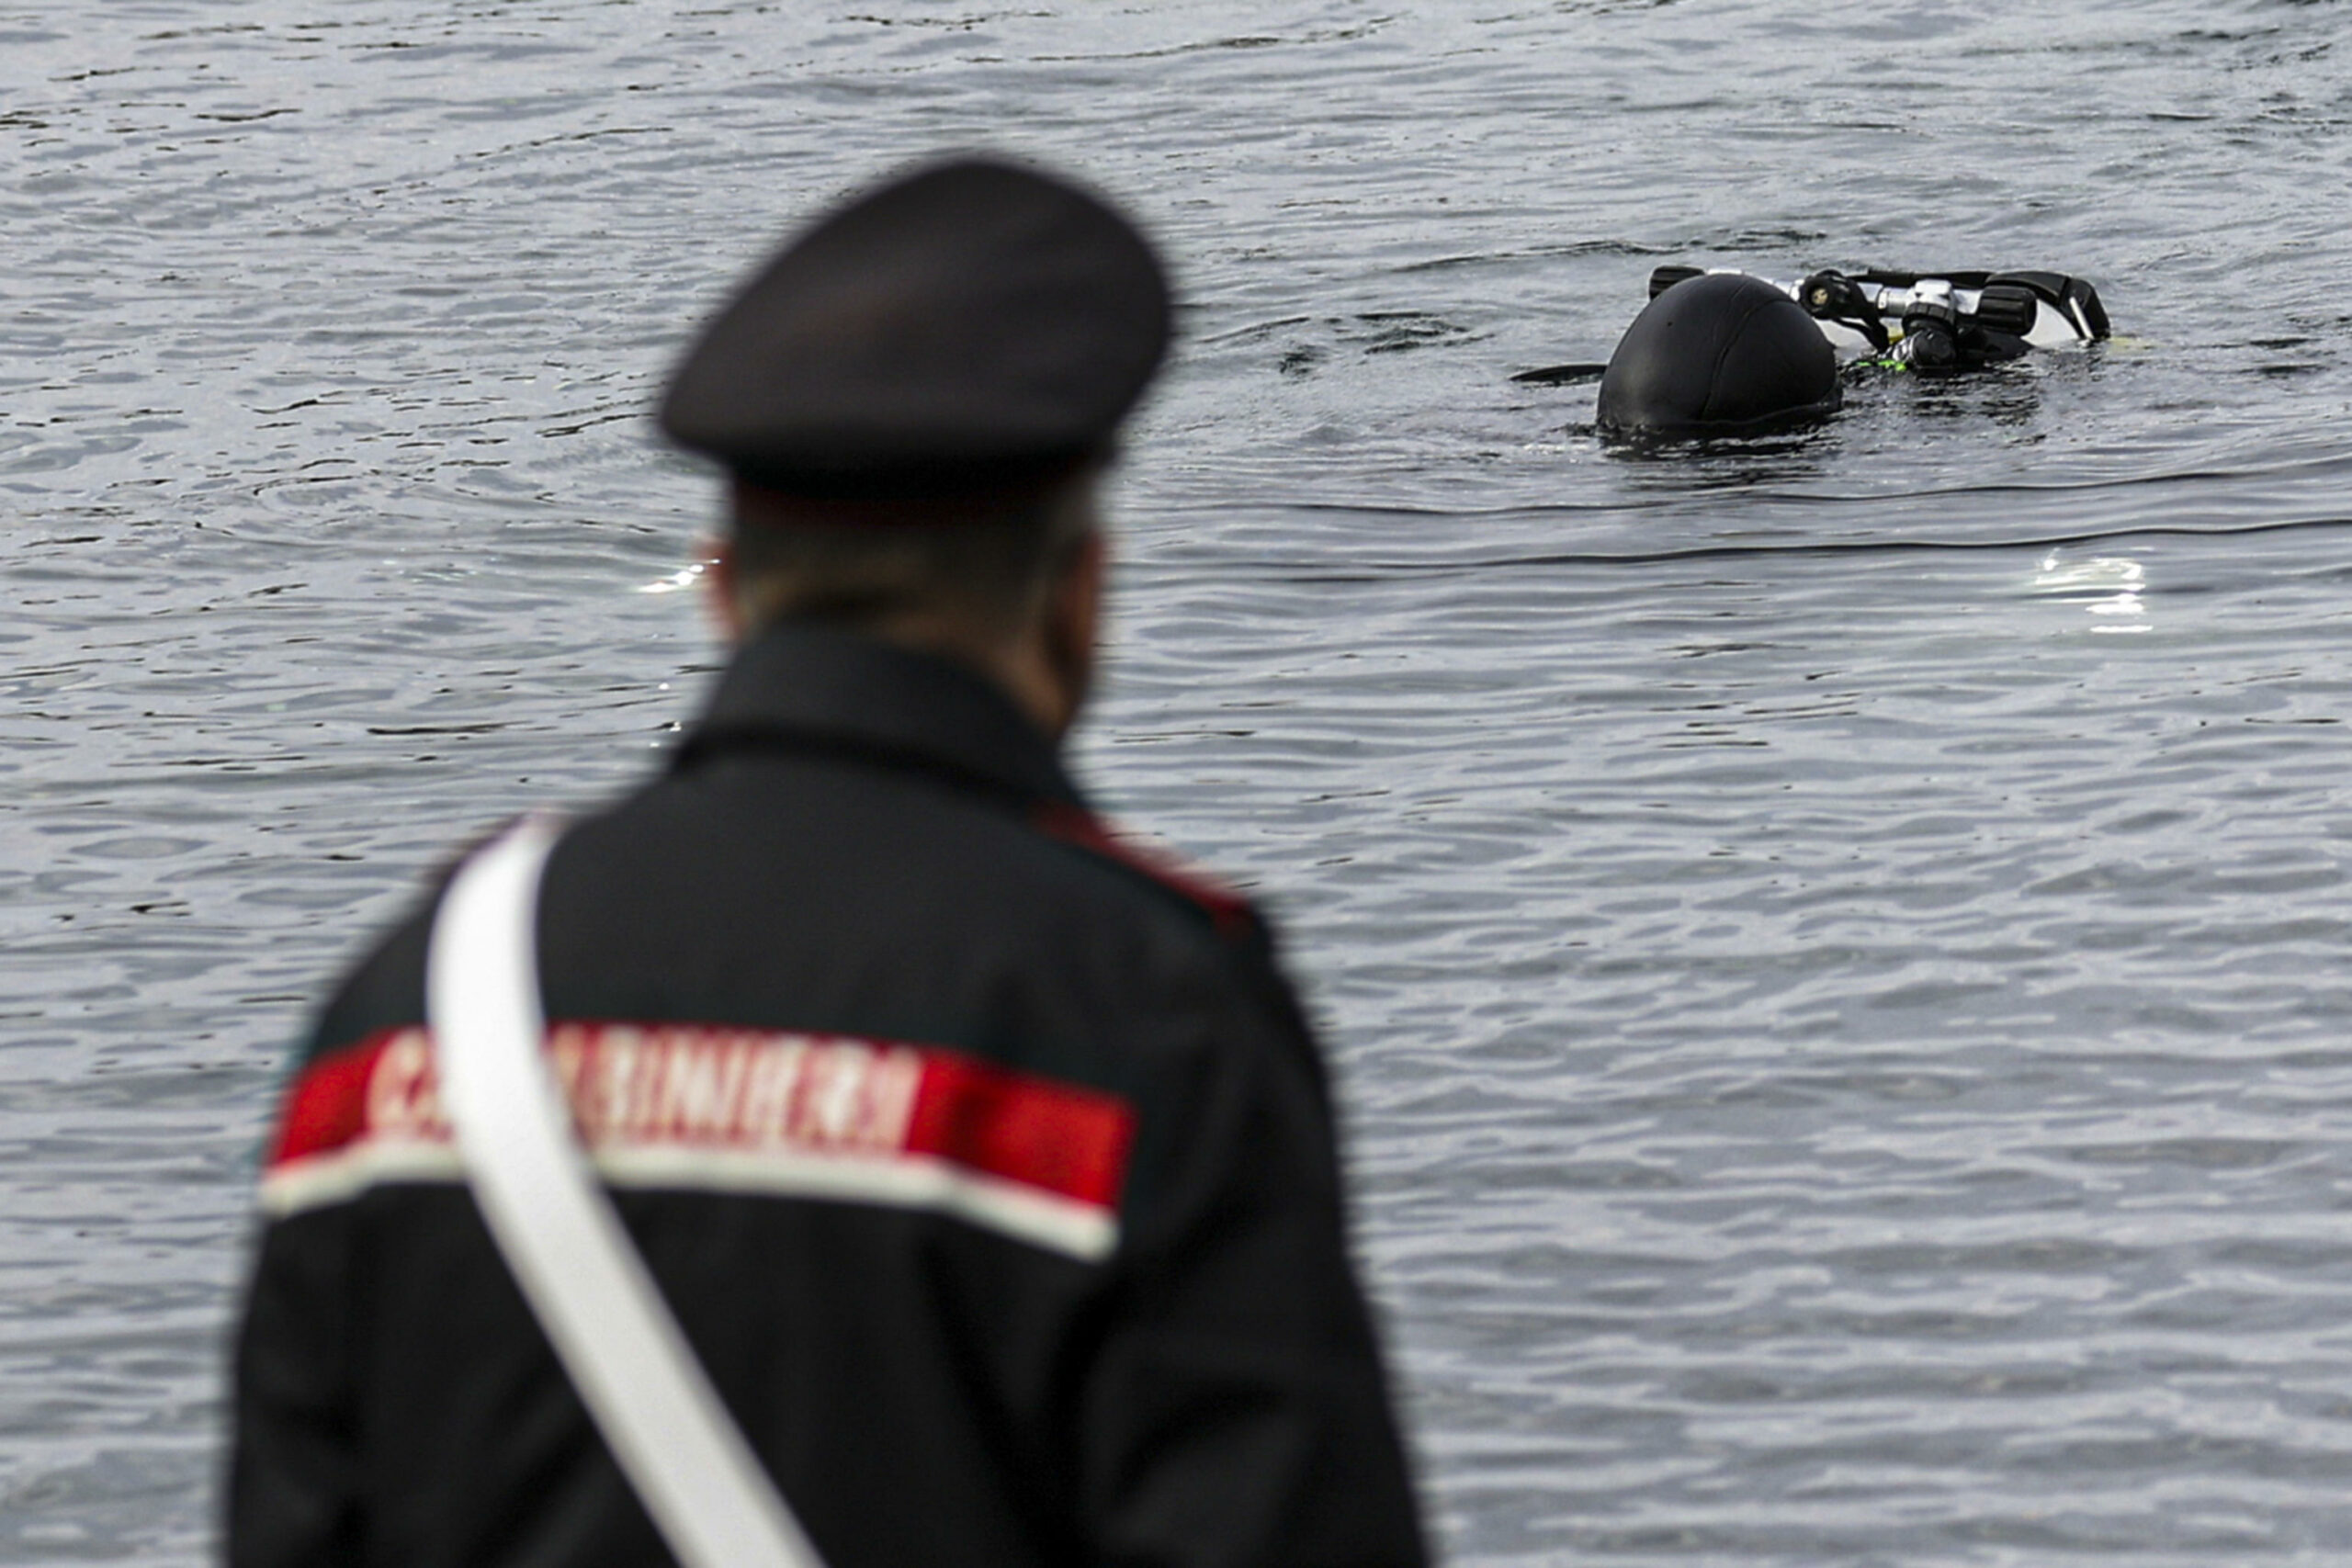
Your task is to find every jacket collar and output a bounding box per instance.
[675,620,1086,810]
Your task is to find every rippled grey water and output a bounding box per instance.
[6,1,2352,1561]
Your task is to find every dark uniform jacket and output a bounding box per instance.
[229,622,1430,1568]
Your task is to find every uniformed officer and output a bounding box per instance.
[229,155,1430,1568]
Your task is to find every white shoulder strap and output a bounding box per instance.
[426,816,827,1568]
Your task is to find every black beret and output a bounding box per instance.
[660,155,1170,500]
[1597,273,1839,436]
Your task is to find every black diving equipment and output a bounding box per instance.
[1594,272,1842,436]
[1521,264,2110,434]
[1647,265,2109,370]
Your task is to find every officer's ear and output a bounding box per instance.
[1037,527,1105,731]
[700,536,745,644]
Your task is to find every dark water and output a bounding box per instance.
[6,2,2352,1562]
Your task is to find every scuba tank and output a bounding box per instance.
[1645,265,2111,368]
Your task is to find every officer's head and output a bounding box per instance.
[660,155,1170,736]
[1597,273,1839,437]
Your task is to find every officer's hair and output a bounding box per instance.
[726,470,1098,637]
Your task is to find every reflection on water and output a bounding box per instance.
[6,1,2352,1563]
[2033,553,2151,634]
[639,561,711,596]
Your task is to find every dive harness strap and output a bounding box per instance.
[426,815,828,1568]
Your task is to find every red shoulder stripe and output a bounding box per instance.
[1032,803,1257,940]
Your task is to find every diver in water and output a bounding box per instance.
[1518,265,2111,437]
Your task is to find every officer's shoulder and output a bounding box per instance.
[300,812,553,1065]
[1025,802,1262,946]
[297,886,440,1068]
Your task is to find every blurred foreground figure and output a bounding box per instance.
[228,156,1429,1568]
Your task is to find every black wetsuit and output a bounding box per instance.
[228,622,1429,1568]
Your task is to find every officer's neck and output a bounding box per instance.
[710,533,1102,745]
[873,612,1091,744]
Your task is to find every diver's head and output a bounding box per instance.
[1597,273,1839,437]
